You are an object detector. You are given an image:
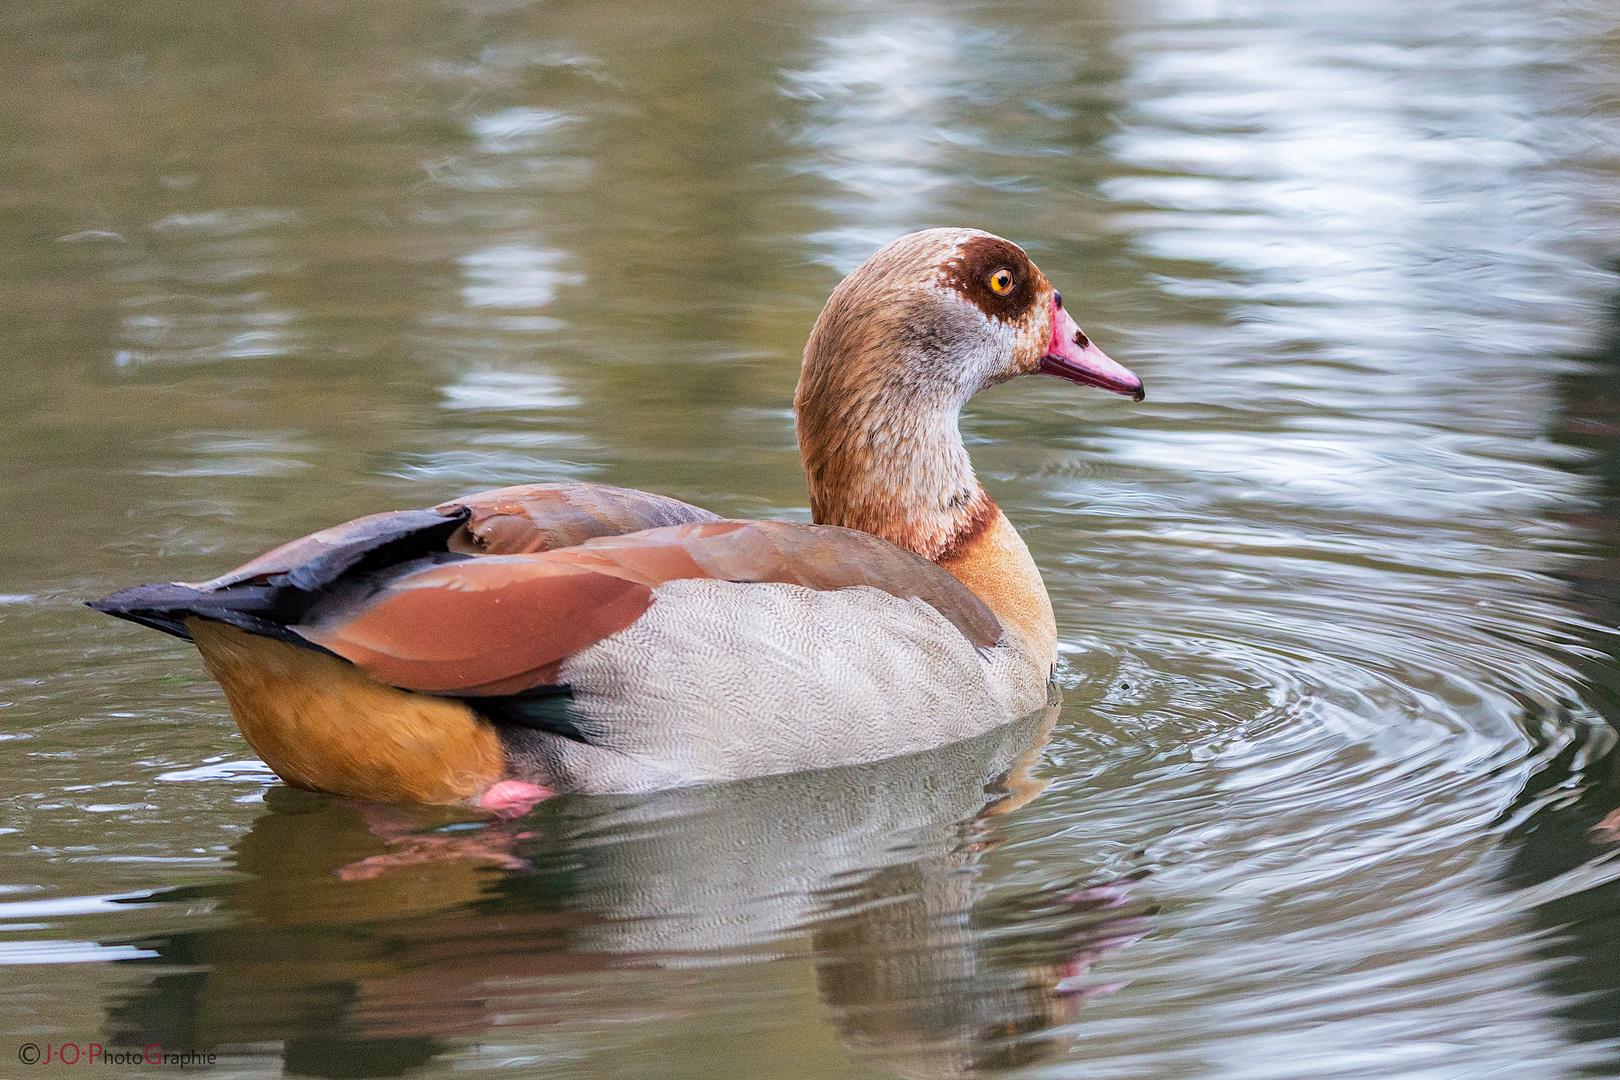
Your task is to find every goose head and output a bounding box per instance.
[795,228,1142,561]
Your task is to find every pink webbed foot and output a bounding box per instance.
[478,780,555,817]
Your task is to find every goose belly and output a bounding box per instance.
[506,578,1048,793]
[188,618,505,804]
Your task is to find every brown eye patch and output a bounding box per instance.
[938,235,1040,323]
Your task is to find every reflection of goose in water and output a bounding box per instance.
[103,707,1152,1079]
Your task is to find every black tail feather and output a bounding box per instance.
[87,505,475,651]
[87,581,323,649]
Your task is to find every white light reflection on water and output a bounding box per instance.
[409,101,593,488]
[784,6,1016,270]
[458,244,585,310]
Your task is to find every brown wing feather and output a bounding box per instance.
[294,557,654,696]
[438,482,720,555]
[291,520,1002,699]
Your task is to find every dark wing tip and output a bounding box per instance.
[87,582,204,640]
[280,507,469,592]
[87,580,334,652]
[88,508,478,647]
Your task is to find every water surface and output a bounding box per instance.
[4,0,1620,1076]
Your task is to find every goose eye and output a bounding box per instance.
[987,268,1015,295]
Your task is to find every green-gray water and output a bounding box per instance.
[4,0,1620,1076]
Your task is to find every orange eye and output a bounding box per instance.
[988,268,1015,295]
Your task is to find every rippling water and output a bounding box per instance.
[4,0,1620,1076]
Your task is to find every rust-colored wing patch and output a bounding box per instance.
[295,557,654,697]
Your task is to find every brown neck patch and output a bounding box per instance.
[936,493,1001,563]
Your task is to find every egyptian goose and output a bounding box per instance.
[91,228,1143,811]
